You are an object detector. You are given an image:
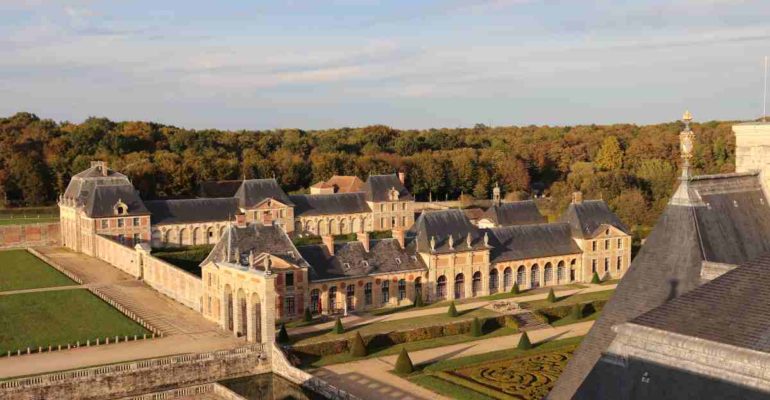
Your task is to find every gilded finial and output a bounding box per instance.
[679,110,695,179]
[682,110,692,122]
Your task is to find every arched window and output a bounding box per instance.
[364,283,373,305]
[346,285,355,311]
[516,265,526,286]
[454,273,465,299]
[328,286,337,313]
[544,262,553,285]
[414,277,422,300]
[398,279,407,300]
[531,264,540,288]
[557,261,565,283]
[489,269,499,294]
[381,280,390,304]
[436,275,447,299]
[503,267,512,291]
[570,258,577,282]
[310,289,320,313]
[472,271,482,297]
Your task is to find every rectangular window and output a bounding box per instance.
[285,296,295,316]
[365,283,373,305]
[380,217,385,228]
[118,219,124,228]
[605,240,610,250]
[591,259,597,273]
[592,241,597,251]
[133,217,140,227]
[285,272,294,287]
[617,238,623,249]
[392,203,396,212]
[604,258,609,272]
[101,220,108,229]
[402,203,407,211]
[133,233,140,243]
[617,256,622,270]
[207,296,212,314]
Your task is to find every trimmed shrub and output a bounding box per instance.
[414,294,424,308]
[349,332,367,357]
[333,317,344,334]
[277,323,290,344]
[469,317,482,337]
[547,288,556,303]
[517,331,532,350]
[303,307,312,322]
[395,347,414,374]
[505,315,521,330]
[447,301,459,317]
[591,271,601,284]
[512,283,520,294]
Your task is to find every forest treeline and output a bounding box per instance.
[0,112,736,229]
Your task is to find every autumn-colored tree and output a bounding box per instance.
[595,136,624,171]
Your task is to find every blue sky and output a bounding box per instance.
[1,0,768,130]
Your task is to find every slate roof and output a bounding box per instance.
[559,199,629,238]
[202,223,306,268]
[84,184,150,218]
[481,200,546,226]
[552,172,770,399]
[297,239,426,281]
[409,209,488,253]
[197,180,243,198]
[145,198,239,225]
[362,174,413,202]
[63,164,133,204]
[487,223,581,262]
[289,193,372,217]
[234,179,293,208]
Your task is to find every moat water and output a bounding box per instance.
[220,374,328,400]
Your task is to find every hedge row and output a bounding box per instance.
[535,299,608,324]
[293,315,516,357]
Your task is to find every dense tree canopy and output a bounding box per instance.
[0,112,737,229]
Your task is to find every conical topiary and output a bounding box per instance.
[414,294,424,307]
[512,282,520,294]
[469,317,482,337]
[570,303,583,320]
[447,301,459,317]
[517,331,532,350]
[394,347,414,374]
[349,332,367,357]
[277,323,290,343]
[547,288,556,303]
[591,271,601,284]
[333,317,344,334]
[303,307,312,322]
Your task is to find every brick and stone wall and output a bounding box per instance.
[0,222,60,249]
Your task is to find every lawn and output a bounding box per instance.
[293,307,500,345]
[406,336,583,400]
[0,249,77,292]
[151,245,214,277]
[0,289,150,354]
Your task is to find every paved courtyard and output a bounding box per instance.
[0,247,241,379]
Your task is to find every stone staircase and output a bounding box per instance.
[512,311,550,331]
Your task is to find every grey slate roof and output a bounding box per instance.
[145,198,239,225]
[559,199,629,238]
[487,223,581,262]
[409,209,488,253]
[552,172,770,400]
[84,184,149,218]
[362,174,413,202]
[289,193,372,217]
[482,200,546,226]
[63,164,133,204]
[202,223,306,268]
[197,180,243,198]
[234,179,294,208]
[298,239,426,281]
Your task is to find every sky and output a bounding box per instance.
[1,0,769,130]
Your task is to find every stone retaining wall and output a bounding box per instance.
[271,344,360,400]
[141,251,203,312]
[0,222,59,249]
[0,344,268,400]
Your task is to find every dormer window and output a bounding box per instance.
[395,257,402,265]
[343,263,351,270]
[362,260,369,268]
[388,187,400,201]
[113,199,128,216]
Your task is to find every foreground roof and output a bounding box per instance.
[482,200,546,226]
[362,174,413,202]
[552,172,770,399]
[145,198,239,225]
[409,209,487,253]
[84,185,149,218]
[559,200,628,238]
[289,193,371,217]
[487,223,581,262]
[298,239,425,281]
[234,179,294,208]
[202,223,304,268]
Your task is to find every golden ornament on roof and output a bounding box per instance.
[682,110,693,122]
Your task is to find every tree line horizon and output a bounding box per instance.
[0,112,736,230]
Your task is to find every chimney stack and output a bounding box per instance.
[235,211,247,227]
[392,229,405,249]
[572,191,583,205]
[357,232,370,253]
[322,235,335,256]
[398,171,406,185]
[91,161,108,176]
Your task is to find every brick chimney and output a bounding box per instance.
[322,235,335,256]
[357,232,370,252]
[235,211,247,227]
[392,229,405,249]
[91,161,108,176]
[572,191,583,205]
[398,171,406,185]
